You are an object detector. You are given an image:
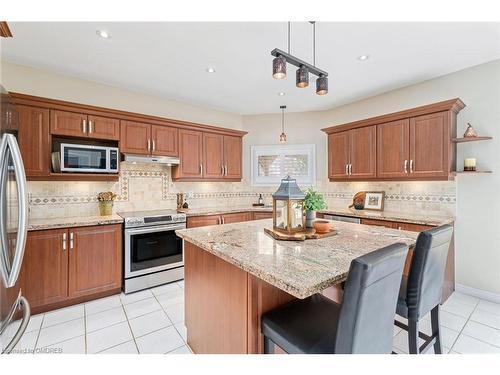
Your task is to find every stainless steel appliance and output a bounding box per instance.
[52,143,119,173]
[123,154,180,166]
[119,209,186,294]
[0,85,31,354]
[323,214,361,224]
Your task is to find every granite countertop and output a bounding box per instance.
[183,205,273,217]
[318,207,454,226]
[176,219,418,299]
[28,214,124,231]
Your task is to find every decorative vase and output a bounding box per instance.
[463,123,478,138]
[99,201,113,216]
[305,210,316,228]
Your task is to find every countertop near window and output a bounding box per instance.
[317,207,454,227]
[177,219,418,299]
[27,214,124,231]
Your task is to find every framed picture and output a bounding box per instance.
[364,191,385,211]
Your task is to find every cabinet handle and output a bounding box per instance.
[217,217,221,225]
[152,140,155,152]
[348,164,352,175]
[147,139,151,152]
[221,165,224,176]
[221,217,225,225]
[69,232,74,249]
[345,164,349,175]
[200,164,203,176]
[62,233,67,250]
[224,165,228,176]
[410,160,414,173]
[82,119,87,133]
[88,120,93,134]
[404,160,408,173]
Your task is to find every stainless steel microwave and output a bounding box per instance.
[52,143,119,173]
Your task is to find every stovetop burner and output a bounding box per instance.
[118,209,186,228]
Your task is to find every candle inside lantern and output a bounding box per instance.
[464,158,477,171]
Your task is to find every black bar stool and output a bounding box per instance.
[261,243,408,354]
[394,224,453,354]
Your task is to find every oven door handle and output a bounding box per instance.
[125,224,186,235]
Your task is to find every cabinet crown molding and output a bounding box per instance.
[321,98,465,134]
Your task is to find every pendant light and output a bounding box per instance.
[311,22,328,95]
[272,22,290,79]
[279,105,287,143]
[296,65,309,88]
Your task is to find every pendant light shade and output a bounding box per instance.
[316,74,328,95]
[272,55,287,79]
[279,105,287,143]
[296,65,309,88]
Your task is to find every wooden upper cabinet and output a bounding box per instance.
[120,120,151,155]
[349,126,376,179]
[21,229,69,309]
[409,111,449,178]
[152,125,178,157]
[377,119,410,179]
[223,135,242,180]
[328,132,350,179]
[203,133,225,179]
[88,115,120,140]
[173,129,204,179]
[50,110,88,137]
[17,105,50,177]
[68,224,122,298]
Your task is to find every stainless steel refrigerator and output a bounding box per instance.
[0,84,30,354]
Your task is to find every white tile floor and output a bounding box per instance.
[4,281,500,354]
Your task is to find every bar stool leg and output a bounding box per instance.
[264,336,275,354]
[408,319,420,354]
[431,305,442,354]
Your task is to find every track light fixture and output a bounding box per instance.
[271,21,328,95]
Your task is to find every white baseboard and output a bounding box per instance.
[456,283,500,304]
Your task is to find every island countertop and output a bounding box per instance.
[176,219,418,299]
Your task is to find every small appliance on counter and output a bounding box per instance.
[118,209,187,294]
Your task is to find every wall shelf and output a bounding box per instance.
[452,170,492,175]
[451,136,492,143]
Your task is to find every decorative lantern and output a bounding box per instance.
[272,176,306,234]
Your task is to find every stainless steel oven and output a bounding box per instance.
[52,143,119,174]
[120,210,186,294]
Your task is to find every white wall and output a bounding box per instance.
[243,59,500,295]
[0,61,243,130]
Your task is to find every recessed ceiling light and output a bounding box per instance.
[96,30,111,39]
[357,54,370,61]
[278,92,286,96]
[206,67,216,73]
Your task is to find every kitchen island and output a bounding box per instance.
[176,219,418,354]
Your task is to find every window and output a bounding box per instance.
[251,144,316,186]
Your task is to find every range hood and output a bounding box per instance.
[123,154,180,166]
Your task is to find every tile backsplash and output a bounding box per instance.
[27,163,456,219]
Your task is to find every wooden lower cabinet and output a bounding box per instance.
[187,211,267,228]
[222,212,252,224]
[20,229,69,308]
[253,211,273,220]
[187,214,221,228]
[21,224,122,313]
[68,224,122,298]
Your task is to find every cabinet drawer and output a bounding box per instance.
[253,211,273,220]
[187,214,221,228]
[222,212,252,224]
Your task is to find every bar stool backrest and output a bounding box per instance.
[406,224,453,320]
[335,243,408,353]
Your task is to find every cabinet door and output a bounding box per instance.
[223,135,242,180]
[203,133,224,179]
[409,112,449,178]
[173,129,203,179]
[152,125,178,157]
[120,120,151,155]
[88,115,120,140]
[68,224,122,298]
[20,229,69,308]
[222,212,252,224]
[50,110,87,137]
[377,119,410,179]
[187,215,221,228]
[328,132,350,180]
[253,212,273,220]
[349,126,376,179]
[17,105,50,177]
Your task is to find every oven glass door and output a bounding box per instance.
[62,145,107,172]
[126,225,184,278]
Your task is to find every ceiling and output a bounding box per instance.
[1,22,499,114]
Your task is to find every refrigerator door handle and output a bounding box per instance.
[1,295,31,354]
[0,134,29,288]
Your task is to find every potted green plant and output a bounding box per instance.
[97,191,117,216]
[304,188,327,228]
